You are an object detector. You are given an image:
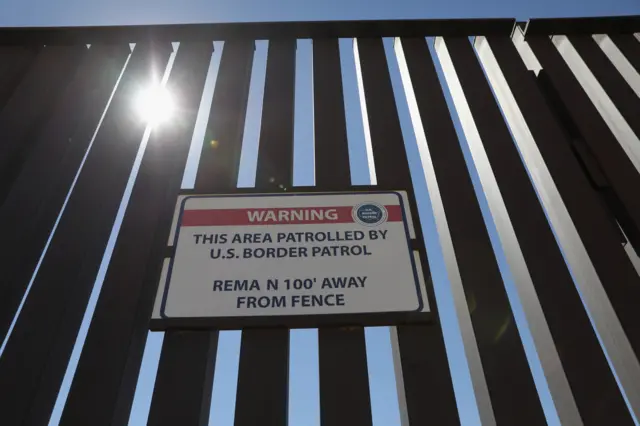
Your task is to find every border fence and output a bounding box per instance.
[0,15,638,426]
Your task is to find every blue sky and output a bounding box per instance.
[0,0,639,26]
[0,1,639,426]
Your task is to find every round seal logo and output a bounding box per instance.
[352,202,388,226]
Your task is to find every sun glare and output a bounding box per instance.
[134,85,175,124]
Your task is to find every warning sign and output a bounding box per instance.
[152,191,429,329]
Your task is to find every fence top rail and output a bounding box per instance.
[524,14,640,36]
[0,18,517,45]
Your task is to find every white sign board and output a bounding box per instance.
[152,191,429,328]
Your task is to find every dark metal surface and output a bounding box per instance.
[234,38,296,426]
[480,34,634,425]
[420,36,547,425]
[525,15,640,35]
[313,38,352,192]
[566,35,640,140]
[608,34,640,74]
[234,329,290,426]
[513,37,640,360]
[0,46,38,110]
[318,329,372,426]
[149,40,256,426]
[148,331,219,426]
[355,37,460,425]
[534,35,640,252]
[534,68,639,252]
[313,38,373,426]
[506,35,640,357]
[59,42,213,426]
[0,44,128,342]
[254,39,296,192]
[0,19,515,46]
[0,42,172,426]
[448,38,545,425]
[0,45,86,208]
[194,40,255,190]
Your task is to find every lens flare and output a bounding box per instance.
[134,85,174,124]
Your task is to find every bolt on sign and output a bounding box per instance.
[151,191,430,329]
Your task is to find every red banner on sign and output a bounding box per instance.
[181,205,403,227]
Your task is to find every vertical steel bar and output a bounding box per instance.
[149,332,219,426]
[592,35,640,98]
[313,38,352,192]
[233,38,296,426]
[534,67,640,253]
[565,35,640,139]
[0,44,130,342]
[253,39,296,192]
[609,34,640,75]
[148,40,255,426]
[431,36,549,425]
[495,28,640,419]
[313,38,373,426]
[59,42,213,426]
[522,32,640,338]
[192,41,255,190]
[355,37,460,425]
[0,45,87,206]
[475,34,633,425]
[0,42,172,426]
[547,35,640,177]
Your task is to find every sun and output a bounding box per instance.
[134,84,175,125]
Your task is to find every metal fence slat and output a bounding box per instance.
[475,34,634,425]
[566,35,640,140]
[356,36,461,425]
[313,37,374,426]
[521,36,640,355]
[0,44,129,343]
[0,42,172,426]
[0,45,87,207]
[60,41,213,426]
[608,34,640,74]
[148,40,256,426]
[499,29,640,419]
[233,38,296,426]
